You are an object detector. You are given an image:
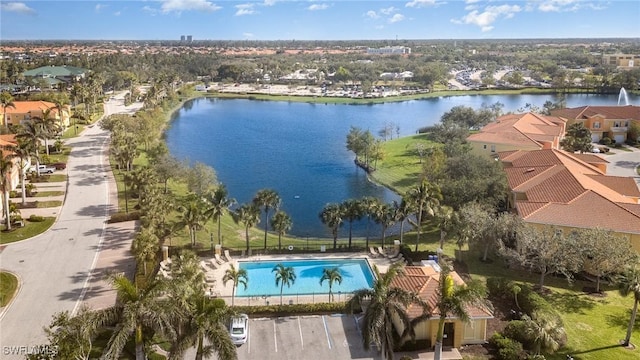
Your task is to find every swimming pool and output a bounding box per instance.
[235,258,375,297]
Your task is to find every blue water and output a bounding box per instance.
[165,93,638,237]
[235,258,375,297]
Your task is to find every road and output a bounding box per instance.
[0,93,142,359]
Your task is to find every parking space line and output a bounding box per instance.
[247,321,251,354]
[298,316,304,348]
[322,315,332,349]
[273,320,278,352]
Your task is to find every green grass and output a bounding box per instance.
[0,217,56,244]
[34,191,65,197]
[0,272,19,307]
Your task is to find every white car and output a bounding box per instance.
[229,314,249,345]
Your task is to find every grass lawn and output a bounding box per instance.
[0,217,55,244]
[34,191,65,197]
[0,272,19,307]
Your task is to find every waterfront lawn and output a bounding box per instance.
[0,272,18,307]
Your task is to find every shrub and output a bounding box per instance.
[489,333,527,360]
[487,277,513,299]
[503,320,533,350]
[232,302,350,316]
[599,137,612,146]
[107,211,141,223]
[28,215,45,222]
[9,190,19,198]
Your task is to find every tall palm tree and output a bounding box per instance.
[347,262,429,360]
[433,262,488,360]
[131,228,159,275]
[320,267,343,303]
[222,264,248,306]
[204,184,236,246]
[360,196,380,249]
[1,151,15,231]
[12,140,34,205]
[272,263,296,305]
[175,198,207,247]
[0,91,16,130]
[319,203,344,249]
[393,197,415,244]
[253,189,281,249]
[232,203,261,253]
[271,210,292,250]
[16,120,46,175]
[93,274,174,360]
[406,180,442,252]
[33,109,61,156]
[617,264,640,347]
[372,202,396,249]
[341,199,363,249]
[435,205,455,250]
[523,313,566,355]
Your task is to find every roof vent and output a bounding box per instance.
[525,168,535,173]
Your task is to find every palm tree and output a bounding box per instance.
[16,120,46,175]
[253,189,281,249]
[319,203,344,249]
[33,109,61,156]
[393,197,415,244]
[1,151,16,231]
[372,202,396,249]
[12,140,34,205]
[0,91,16,130]
[175,197,207,247]
[435,205,455,251]
[341,199,363,249]
[617,264,640,347]
[523,313,566,355]
[232,203,261,253]
[320,268,343,302]
[93,274,174,360]
[130,228,159,275]
[347,262,429,360]
[271,210,292,250]
[360,196,380,249]
[204,184,236,246]
[406,180,442,252]
[433,262,488,360]
[222,264,248,306]
[272,263,296,305]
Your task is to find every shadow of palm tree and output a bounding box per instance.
[545,291,598,314]
[606,309,640,331]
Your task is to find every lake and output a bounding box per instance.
[165,93,638,238]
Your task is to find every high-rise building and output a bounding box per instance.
[180,35,186,41]
[187,35,193,42]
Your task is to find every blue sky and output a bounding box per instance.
[1,0,638,41]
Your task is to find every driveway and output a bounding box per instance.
[603,146,640,187]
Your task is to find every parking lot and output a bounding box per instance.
[236,314,381,360]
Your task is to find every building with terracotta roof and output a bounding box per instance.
[0,101,70,128]
[550,105,640,144]
[389,262,493,349]
[466,113,566,157]
[499,148,640,250]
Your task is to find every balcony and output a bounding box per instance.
[610,126,628,132]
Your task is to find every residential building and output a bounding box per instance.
[0,101,71,128]
[22,65,89,88]
[550,105,640,144]
[467,113,566,157]
[390,262,493,349]
[499,149,640,250]
[601,54,640,69]
[366,46,411,55]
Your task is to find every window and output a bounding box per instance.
[625,121,629,127]
[490,145,496,153]
[483,144,487,149]
[593,122,600,129]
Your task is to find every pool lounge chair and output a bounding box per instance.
[369,247,380,257]
[209,259,219,269]
[385,249,400,259]
[377,247,386,257]
[224,249,234,262]
[215,254,226,265]
[200,260,214,273]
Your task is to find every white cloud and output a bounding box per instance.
[452,4,521,32]
[263,0,276,5]
[0,2,35,14]
[308,3,329,11]
[380,6,397,15]
[142,6,159,15]
[537,0,605,12]
[243,32,255,38]
[114,11,121,16]
[406,0,439,8]
[365,10,379,19]
[160,0,221,14]
[389,13,405,23]
[235,3,256,16]
[95,4,107,12]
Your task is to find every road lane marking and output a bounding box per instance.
[322,315,332,349]
[298,316,304,348]
[274,320,278,352]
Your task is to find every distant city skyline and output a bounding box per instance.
[1,0,639,41]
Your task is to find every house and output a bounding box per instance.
[22,65,89,89]
[499,148,640,250]
[550,105,640,144]
[0,101,71,128]
[466,113,566,157]
[390,262,493,349]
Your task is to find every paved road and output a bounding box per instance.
[0,93,142,359]
[602,146,640,186]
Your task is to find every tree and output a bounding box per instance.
[360,196,380,249]
[318,267,343,303]
[393,198,415,245]
[16,120,46,176]
[175,197,208,247]
[222,264,248,306]
[560,122,593,153]
[579,228,637,293]
[153,153,184,193]
[204,184,236,246]
[253,189,281,250]
[523,313,566,355]
[319,203,344,249]
[617,264,640,347]
[43,306,98,360]
[434,205,455,251]
[93,274,174,360]
[12,140,35,205]
[372,202,395,249]
[272,263,296,305]
[0,150,15,230]
[433,262,488,360]
[341,199,363,249]
[232,203,261,253]
[0,91,15,130]
[186,162,217,196]
[271,210,292,250]
[347,262,429,360]
[131,228,159,276]
[406,180,442,251]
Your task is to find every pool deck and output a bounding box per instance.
[199,251,401,306]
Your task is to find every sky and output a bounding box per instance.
[1,0,639,41]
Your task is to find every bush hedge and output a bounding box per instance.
[28,215,45,222]
[489,333,527,360]
[232,301,353,316]
[107,211,141,223]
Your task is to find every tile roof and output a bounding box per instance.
[551,105,640,120]
[467,112,565,148]
[1,101,60,116]
[500,148,640,234]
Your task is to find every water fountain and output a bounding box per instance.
[618,87,629,106]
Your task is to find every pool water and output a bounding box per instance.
[235,258,375,297]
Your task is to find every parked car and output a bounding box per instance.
[229,314,249,345]
[29,164,55,174]
[51,162,67,170]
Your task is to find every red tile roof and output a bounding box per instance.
[551,105,640,120]
[467,112,565,148]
